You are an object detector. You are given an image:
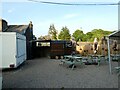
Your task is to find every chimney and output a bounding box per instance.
[29,21,33,30]
[0,19,8,32]
[29,21,33,39]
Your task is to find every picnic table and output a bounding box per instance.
[60,55,83,70]
[89,55,104,66]
[111,54,120,61]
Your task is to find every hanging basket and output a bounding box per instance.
[91,48,93,50]
[105,49,108,51]
[102,48,104,50]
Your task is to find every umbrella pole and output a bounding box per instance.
[107,37,112,74]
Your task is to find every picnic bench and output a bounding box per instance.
[114,67,120,76]
[90,55,110,65]
[60,55,83,70]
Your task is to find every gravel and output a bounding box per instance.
[2,58,119,88]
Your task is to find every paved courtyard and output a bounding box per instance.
[2,58,119,88]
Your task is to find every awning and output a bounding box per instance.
[108,30,120,40]
[107,30,120,74]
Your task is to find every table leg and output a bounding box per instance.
[72,64,75,70]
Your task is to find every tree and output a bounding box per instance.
[38,35,51,40]
[85,32,93,42]
[72,29,112,42]
[90,29,112,41]
[72,29,85,42]
[58,26,71,40]
[48,24,57,40]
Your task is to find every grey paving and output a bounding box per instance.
[2,58,119,88]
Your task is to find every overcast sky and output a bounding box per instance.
[1,0,119,38]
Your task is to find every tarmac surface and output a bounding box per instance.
[2,58,119,88]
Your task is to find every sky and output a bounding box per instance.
[1,0,119,38]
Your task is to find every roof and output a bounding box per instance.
[108,30,120,43]
[0,19,7,23]
[6,25,29,35]
[32,40,51,42]
[108,30,120,39]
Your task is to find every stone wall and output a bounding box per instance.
[76,42,120,56]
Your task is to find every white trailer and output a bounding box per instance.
[0,32,26,68]
[0,76,2,90]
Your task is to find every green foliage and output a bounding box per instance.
[46,25,113,42]
[58,26,71,40]
[72,29,112,42]
[90,29,112,41]
[48,24,57,40]
[85,32,93,42]
[72,29,84,42]
[38,35,51,40]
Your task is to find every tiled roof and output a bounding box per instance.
[6,25,29,35]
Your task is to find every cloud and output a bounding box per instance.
[8,8,15,13]
[63,14,79,19]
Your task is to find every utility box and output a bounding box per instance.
[0,32,26,68]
